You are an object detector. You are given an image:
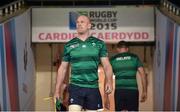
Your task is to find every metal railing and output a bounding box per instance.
[160,0,180,16]
[0,0,25,16]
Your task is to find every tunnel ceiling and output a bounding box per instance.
[1,0,180,7]
[25,0,160,6]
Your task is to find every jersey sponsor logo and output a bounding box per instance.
[70,43,79,49]
[116,56,131,60]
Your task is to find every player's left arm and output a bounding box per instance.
[101,57,113,94]
[138,66,147,102]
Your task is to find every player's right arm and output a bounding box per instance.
[54,61,69,100]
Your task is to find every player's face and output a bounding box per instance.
[76,16,91,34]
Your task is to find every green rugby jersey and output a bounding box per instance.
[62,36,108,88]
[110,52,143,90]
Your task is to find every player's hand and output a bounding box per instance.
[53,91,60,103]
[104,81,113,94]
[140,91,147,102]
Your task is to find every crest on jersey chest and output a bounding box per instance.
[92,42,96,46]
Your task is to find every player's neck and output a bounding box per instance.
[120,51,128,53]
[78,32,90,41]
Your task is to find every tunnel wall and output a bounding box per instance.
[154,9,180,111]
[0,9,35,111]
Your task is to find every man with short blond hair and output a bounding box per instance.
[54,15,113,111]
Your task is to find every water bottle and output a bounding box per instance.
[56,98,61,111]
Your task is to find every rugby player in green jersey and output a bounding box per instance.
[54,15,113,111]
[107,41,147,111]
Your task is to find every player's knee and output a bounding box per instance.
[68,104,82,111]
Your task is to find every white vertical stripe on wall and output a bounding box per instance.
[154,9,168,110]
[155,8,180,111]
[174,25,180,110]
[0,24,3,110]
[14,9,36,110]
